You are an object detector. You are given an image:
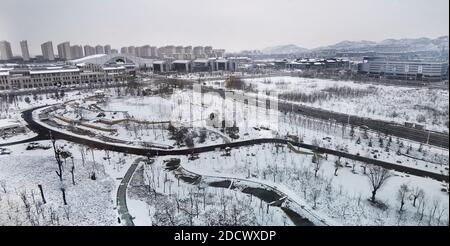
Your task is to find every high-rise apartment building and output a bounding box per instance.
[41,41,55,61]
[95,45,105,54]
[0,40,13,60]
[104,45,111,54]
[84,45,96,56]
[20,40,30,61]
[57,42,72,60]
[70,45,84,59]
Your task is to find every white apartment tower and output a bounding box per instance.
[20,40,30,61]
[104,45,112,54]
[70,45,84,59]
[57,42,72,60]
[95,45,105,54]
[41,41,55,61]
[0,40,13,60]
[84,45,96,56]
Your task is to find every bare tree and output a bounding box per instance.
[312,153,323,179]
[37,184,46,204]
[70,165,76,185]
[436,207,447,226]
[50,135,64,181]
[365,165,392,203]
[311,184,322,209]
[79,146,86,167]
[417,194,427,222]
[410,187,424,207]
[60,188,68,205]
[63,206,70,221]
[361,164,367,175]
[428,199,440,226]
[397,184,409,212]
[90,148,97,180]
[0,179,7,193]
[334,157,342,176]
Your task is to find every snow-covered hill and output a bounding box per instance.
[315,36,449,52]
[261,44,309,54]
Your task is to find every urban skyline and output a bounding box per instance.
[1,0,448,54]
[1,35,449,62]
[0,39,229,61]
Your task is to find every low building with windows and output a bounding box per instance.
[172,60,191,73]
[359,57,449,81]
[0,65,127,90]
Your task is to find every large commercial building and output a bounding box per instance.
[0,41,13,61]
[57,42,72,60]
[20,40,30,61]
[359,57,449,81]
[41,41,55,61]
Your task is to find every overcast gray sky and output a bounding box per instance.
[0,0,448,55]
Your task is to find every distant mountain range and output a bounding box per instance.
[261,44,309,55]
[258,36,449,55]
[315,36,449,52]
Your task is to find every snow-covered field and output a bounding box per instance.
[0,140,136,225]
[0,90,95,120]
[0,131,37,144]
[127,158,294,226]
[0,81,448,226]
[205,76,449,132]
[179,143,449,226]
[37,87,449,175]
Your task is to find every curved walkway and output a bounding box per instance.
[116,157,145,226]
[175,163,328,226]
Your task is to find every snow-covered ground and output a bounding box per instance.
[36,87,449,175]
[46,95,230,149]
[179,143,449,226]
[0,131,37,144]
[204,76,449,133]
[0,81,448,226]
[127,158,294,226]
[0,89,99,133]
[0,140,137,225]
